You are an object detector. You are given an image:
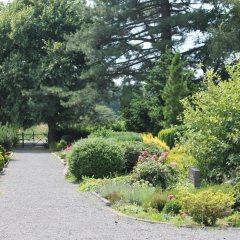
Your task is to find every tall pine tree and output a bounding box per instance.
[162,52,189,127]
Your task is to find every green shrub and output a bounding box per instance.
[68,138,125,179]
[179,189,235,226]
[56,139,68,151]
[0,124,18,150]
[182,64,240,183]
[132,159,177,189]
[120,141,163,172]
[167,145,197,181]
[163,200,182,215]
[150,194,167,212]
[224,212,240,227]
[56,125,91,142]
[0,153,4,171]
[158,125,185,149]
[233,183,240,210]
[0,145,6,163]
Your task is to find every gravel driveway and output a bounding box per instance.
[0,149,239,240]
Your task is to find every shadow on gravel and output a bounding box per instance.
[14,147,49,154]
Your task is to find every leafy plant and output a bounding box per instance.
[182,64,240,182]
[223,212,240,227]
[158,125,186,149]
[178,189,235,226]
[142,133,170,151]
[0,124,18,150]
[119,141,163,172]
[150,194,167,212]
[0,153,4,171]
[132,157,177,189]
[68,138,125,179]
[56,139,68,151]
[163,200,182,215]
[233,182,240,210]
[167,145,197,181]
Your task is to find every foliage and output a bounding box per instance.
[233,182,240,210]
[132,157,177,189]
[99,181,155,206]
[56,139,68,151]
[0,0,96,143]
[67,0,222,82]
[150,194,167,212]
[182,63,240,182]
[90,130,142,142]
[0,153,4,170]
[162,53,190,128]
[223,212,240,228]
[158,125,186,149]
[68,138,125,179]
[122,96,161,134]
[56,125,91,142]
[163,200,182,215]
[178,189,235,226]
[119,141,163,172]
[0,145,6,162]
[0,124,18,150]
[88,104,118,127]
[167,145,197,182]
[79,175,132,192]
[142,133,170,152]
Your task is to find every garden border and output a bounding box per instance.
[90,191,240,230]
[0,152,14,174]
[51,153,240,231]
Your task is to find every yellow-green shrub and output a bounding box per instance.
[0,153,4,171]
[167,145,197,181]
[178,190,235,226]
[142,133,170,151]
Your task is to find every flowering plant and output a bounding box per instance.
[138,151,169,163]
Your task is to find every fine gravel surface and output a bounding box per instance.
[0,149,239,240]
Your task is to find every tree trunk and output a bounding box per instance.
[160,0,172,52]
[48,119,57,145]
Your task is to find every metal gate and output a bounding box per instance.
[17,132,48,147]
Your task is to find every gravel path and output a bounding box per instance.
[0,149,239,240]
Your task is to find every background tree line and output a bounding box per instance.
[0,0,240,142]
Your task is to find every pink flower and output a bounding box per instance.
[142,151,149,156]
[168,195,176,201]
[138,155,144,162]
[65,145,74,151]
[151,155,159,161]
[159,152,169,162]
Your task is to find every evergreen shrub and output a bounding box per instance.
[68,138,125,179]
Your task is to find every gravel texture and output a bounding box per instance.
[0,149,239,240]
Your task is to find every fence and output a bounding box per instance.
[17,132,48,147]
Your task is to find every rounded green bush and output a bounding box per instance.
[68,138,125,179]
[120,141,163,172]
[163,200,182,215]
[158,125,185,149]
[132,160,177,189]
